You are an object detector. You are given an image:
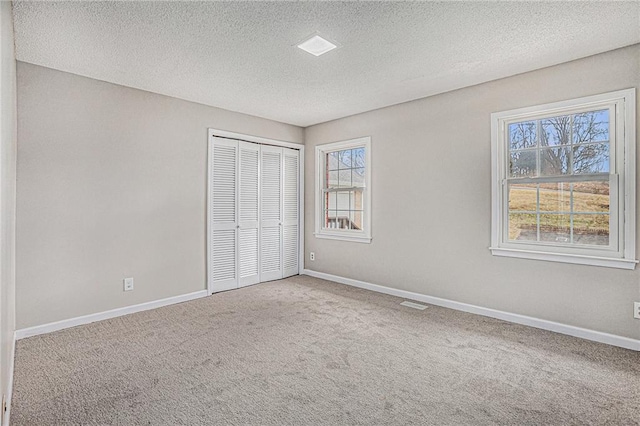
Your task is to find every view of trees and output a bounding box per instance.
[509,109,609,177]
[507,109,611,245]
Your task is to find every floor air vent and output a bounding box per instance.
[400,301,428,310]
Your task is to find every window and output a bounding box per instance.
[491,89,636,269]
[315,137,371,243]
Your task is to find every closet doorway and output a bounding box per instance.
[207,129,303,294]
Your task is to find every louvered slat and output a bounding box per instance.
[284,154,298,221]
[283,225,298,271]
[261,226,281,273]
[212,145,236,224]
[239,147,259,222]
[261,151,281,221]
[239,228,259,278]
[212,229,236,281]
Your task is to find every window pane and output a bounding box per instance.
[337,169,351,187]
[573,214,609,246]
[335,211,350,230]
[540,147,570,176]
[539,183,570,213]
[350,189,364,210]
[572,181,609,213]
[509,150,537,177]
[572,143,609,174]
[327,152,340,171]
[352,147,365,168]
[338,149,352,168]
[328,210,338,228]
[323,210,338,229]
[327,170,354,188]
[352,167,365,187]
[351,211,363,230]
[539,214,571,243]
[541,116,570,147]
[508,183,537,212]
[327,170,339,188]
[508,213,537,241]
[573,110,609,143]
[509,121,537,150]
[326,192,337,210]
[347,211,355,230]
[336,191,350,210]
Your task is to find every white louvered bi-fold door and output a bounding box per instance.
[209,135,300,293]
[209,137,239,292]
[282,148,299,278]
[238,142,261,287]
[260,145,284,282]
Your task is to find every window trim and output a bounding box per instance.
[314,137,372,243]
[490,89,636,269]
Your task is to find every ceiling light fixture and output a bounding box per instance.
[297,35,337,57]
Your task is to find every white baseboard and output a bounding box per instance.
[15,290,208,340]
[303,269,640,352]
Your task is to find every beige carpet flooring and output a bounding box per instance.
[11,275,640,425]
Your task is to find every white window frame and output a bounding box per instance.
[490,89,636,269]
[315,137,372,243]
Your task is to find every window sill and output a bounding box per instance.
[489,247,637,270]
[314,232,372,244]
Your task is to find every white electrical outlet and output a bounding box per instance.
[123,277,134,292]
[310,252,315,261]
[634,302,640,319]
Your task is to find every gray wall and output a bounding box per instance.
[16,62,303,329]
[0,0,17,418]
[15,44,640,341]
[304,44,640,341]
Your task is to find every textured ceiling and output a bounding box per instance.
[12,1,640,127]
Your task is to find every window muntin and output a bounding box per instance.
[491,89,636,269]
[315,137,371,243]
